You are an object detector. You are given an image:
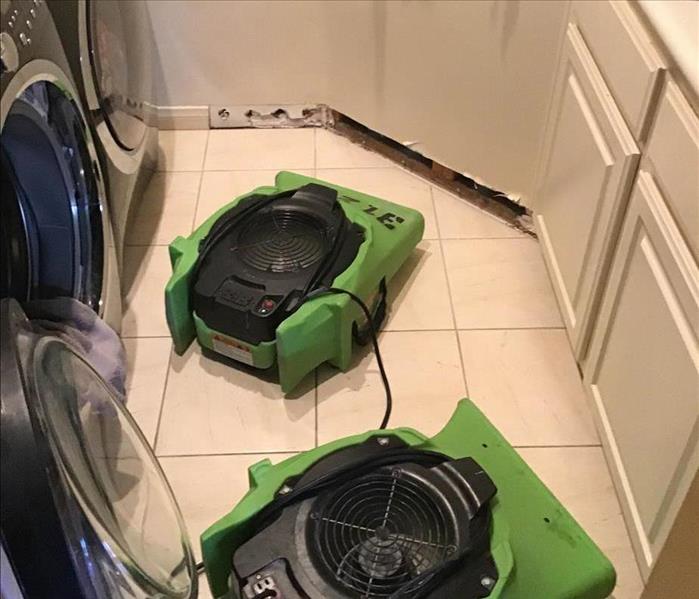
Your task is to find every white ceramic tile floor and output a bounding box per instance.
[126,171,201,245]
[204,128,315,171]
[459,329,599,446]
[123,337,172,446]
[384,240,454,331]
[156,344,316,456]
[160,453,296,561]
[317,330,467,443]
[443,237,563,329]
[157,129,209,172]
[432,186,523,239]
[121,245,173,337]
[315,128,392,168]
[121,128,642,597]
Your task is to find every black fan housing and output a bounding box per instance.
[191,184,364,345]
[231,438,498,599]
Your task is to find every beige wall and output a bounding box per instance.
[147,0,569,205]
[145,0,332,106]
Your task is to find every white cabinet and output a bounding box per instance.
[583,169,699,578]
[535,23,639,359]
[534,0,698,581]
[644,80,699,261]
[571,0,665,140]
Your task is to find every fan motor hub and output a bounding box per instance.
[358,537,404,578]
[375,525,391,541]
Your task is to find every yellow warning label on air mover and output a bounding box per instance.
[212,334,254,366]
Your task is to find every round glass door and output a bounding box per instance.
[0,79,105,310]
[32,337,197,598]
[88,0,150,151]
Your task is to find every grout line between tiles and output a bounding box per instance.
[158,166,400,174]
[429,187,469,397]
[315,164,397,172]
[457,326,566,332]
[381,327,457,333]
[200,128,212,172]
[512,444,603,449]
[314,368,319,448]
[438,236,528,241]
[156,450,301,459]
[151,346,174,454]
[200,129,211,171]
[190,136,210,230]
[190,170,205,231]
[119,327,565,341]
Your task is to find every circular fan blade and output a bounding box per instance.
[233,209,328,273]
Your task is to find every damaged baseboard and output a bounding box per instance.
[209,104,331,128]
[154,102,532,233]
[328,110,534,235]
[155,104,331,130]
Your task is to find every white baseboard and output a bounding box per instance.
[156,105,210,130]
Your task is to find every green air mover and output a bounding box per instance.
[165,171,423,393]
[201,400,616,599]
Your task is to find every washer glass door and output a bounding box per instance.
[32,337,197,598]
[1,79,105,310]
[88,0,150,151]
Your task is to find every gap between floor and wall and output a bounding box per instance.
[153,103,535,236]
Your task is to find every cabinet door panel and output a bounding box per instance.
[536,24,639,358]
[539,71,614,323]
[572,0,665,140]
[645,80,699,261]
[585,170,699,578]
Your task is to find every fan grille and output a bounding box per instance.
[309,469,457,598]
[234,209,328,273]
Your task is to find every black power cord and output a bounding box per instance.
[195,286,392,582]
[305,286,392,430]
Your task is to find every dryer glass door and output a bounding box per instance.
[31,337,197,598]
[88,0,150,151]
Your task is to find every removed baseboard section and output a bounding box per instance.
[155,102,531,233]
[209,104,331,128]
[329,111,534,235]
[157,105,209,130]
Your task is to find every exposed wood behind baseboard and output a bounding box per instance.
[329,111,534,236]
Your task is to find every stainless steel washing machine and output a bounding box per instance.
[0,298,198,598]
[1,0,121,330]
[49,0,158,264]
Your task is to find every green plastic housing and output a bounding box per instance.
[165,171,424,393]
[201,400,616,599]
